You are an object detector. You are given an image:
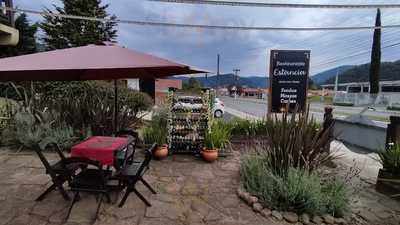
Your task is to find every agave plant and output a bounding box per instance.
[1,83,78,150]
[378,143,400,174]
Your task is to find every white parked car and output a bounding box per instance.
[213,98,225,118]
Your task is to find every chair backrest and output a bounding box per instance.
[33,143,66,177]
[115,131,139,169]
[33,148,56,176]
[64,157,107,187]
[135,144,157,177]
[121,140,136,169]
[64,157,102,169]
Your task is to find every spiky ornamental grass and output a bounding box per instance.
[257,109,334,175]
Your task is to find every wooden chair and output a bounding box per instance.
[64,157,111,224]
[114,130,138,170]
[33,144,81,201]
[116,144,157,207]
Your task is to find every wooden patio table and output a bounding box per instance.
[71,136,132,170]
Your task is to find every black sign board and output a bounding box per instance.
[269,50,310,113]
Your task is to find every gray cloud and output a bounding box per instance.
[13,0,400,76]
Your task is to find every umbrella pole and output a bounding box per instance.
[114,79,118,136]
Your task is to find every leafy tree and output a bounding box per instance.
[308,78,318,90]
[0,13,38,58]
[369,8,381,94]
[183,77,202,93]
[41,0,118,50]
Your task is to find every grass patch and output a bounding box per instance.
[223,118,271,137]
[308,96,333,105]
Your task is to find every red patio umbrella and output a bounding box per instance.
[0,42,208,133]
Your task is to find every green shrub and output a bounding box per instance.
[378,143,400,174]
[141,108,168,145]
[387,105,400,111]
[333,102,354,107]
[240,154,272,196]
[38,81,153,136]
[39,124,78,150]
[224,118,270,136]
[204,120,232,149]
[0,98,15,132]
[1,84,80,150]
[322,179,350,217]
[3,81,153,137]
[2,110,77,150]
[240,154,350,216]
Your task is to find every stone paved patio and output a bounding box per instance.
[0,148,286,225]
[0,147,399,225]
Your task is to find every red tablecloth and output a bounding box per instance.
[71,136,128,166]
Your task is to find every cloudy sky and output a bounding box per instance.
[13,0,400,77]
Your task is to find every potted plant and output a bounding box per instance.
[376,143,400,192]
[142,123,168,160]
[202,121,231,162]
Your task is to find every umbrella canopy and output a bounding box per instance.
[0,42,208,134]
[0,42,207,81]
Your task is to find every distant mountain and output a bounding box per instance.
[173,59,400,88]
[173,74,269,88]
[323,60,400,84]
[311,65,353,85]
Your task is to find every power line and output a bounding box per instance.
[3,6,400,31]
[222,30,400,62]
[313,41,400,68]
[148,0,400,9]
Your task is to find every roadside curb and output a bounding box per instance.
[224,106,260,120]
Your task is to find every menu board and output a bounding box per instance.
[269,50,310,113]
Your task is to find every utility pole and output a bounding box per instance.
[217,54,220,89]
[233,68,240,98]
[233,68,240,84]
[334,69,339,101]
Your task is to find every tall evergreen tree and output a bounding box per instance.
[41,0,118,50]
[369,8,381,94]
[0,13,38,58]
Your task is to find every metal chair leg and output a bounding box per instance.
[140,178,156,194]
[36,184,56,201]
[133,188,151,207]
[64,191,79,223]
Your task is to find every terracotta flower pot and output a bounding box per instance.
[154,144,169,159]
[201,148,218,162]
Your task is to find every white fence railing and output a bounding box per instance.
[334,92,400,106]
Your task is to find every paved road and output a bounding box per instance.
[220,96,400,124]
